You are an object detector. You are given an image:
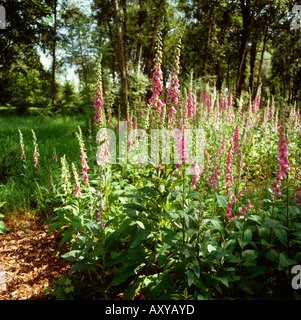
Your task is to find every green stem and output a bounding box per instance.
[182,167,185,248]
[286,174,290,258]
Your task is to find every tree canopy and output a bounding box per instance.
[0,0,301,112]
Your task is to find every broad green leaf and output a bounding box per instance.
[130,230,149,248]
[187,190,201,199]
[136,220,145,229]
[215,192,228,209]
[262,219,287,229]
[0,221,8,234]
[274,228,288,246]
[149,271,173,299]
[110,266,136,286]
[216,276,229,287]
[279,253,297,271]
[207,219,224,232]
[123,203,149,213]
[139,187,161,199]
[187,269,196,286]
[242,249,258,260]
[86,221,100,234]
[62,250,84,262]
[123,277,145,300]
[207,244,216,253]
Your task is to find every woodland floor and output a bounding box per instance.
[0,213,72,300]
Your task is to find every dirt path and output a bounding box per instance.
[0,214,72,300]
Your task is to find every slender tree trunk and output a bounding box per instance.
[144,0,164,78]
[255,24,268,97]
[204,1,218,79]
[51,0,57,106]
[236,0,251,100]
[113,0,128,117]
[288,64,291,104]
[136,0,145,79]
[121,0,129,73]
[249,40,257,98]
[216,58,222,91]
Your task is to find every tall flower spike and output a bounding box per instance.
[61,155,71,195]
[18,129,25,160]
[274,125,290,194]
[31,129,39,168]
[76,126,89,184]
[94,55,104,125]
[149,21,164,117]
[72,163,82,197]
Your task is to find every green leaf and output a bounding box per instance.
[124,193,149,200]
[215,192,228,209]
[262,219,287,229]
[123,277,145,300]
[86,221,100,234]
[149,271,173,299]
[207,219,224,232]
[111,266,136,286]
[62,250,84,262]
[216,276,229,287]
[279,253,297,271]
[242,250,258,260]
[130,230,149,248]
[187,269,196,286]
[136,220,145,229]
[238,229,252,248]
[187,190,201,199]
[0,221,8,234]
[123,203,149,213]
[207,244,216,253]
[139,187,161,199]
[274,228,288,246]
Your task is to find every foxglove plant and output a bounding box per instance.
[72,162,82,197]
[95,55,104,126]
[31,129,39,168]
[18,129,25,160]
[149,23,164,128]
[76,127,89,184]
[61,155,71,195]
[273,125,290,194]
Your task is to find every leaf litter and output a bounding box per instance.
[0,214,72,300]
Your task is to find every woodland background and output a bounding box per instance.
[1,0,301,115]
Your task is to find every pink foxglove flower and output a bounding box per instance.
[274,125,290,194]
[241,207,246,216]
[191,163,200,189]
[247,200,252,209]
[226,202,233,221]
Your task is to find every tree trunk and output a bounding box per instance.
[51,0,57,107]
[216,58,222,91]
[236,0,251,100]
[113,0,128,117]
[121,0,129,73]
[136,0,145,79]
[249,40,257,98]
[204,1,218,79]
[255,24,268,97]
[144,0,164,78]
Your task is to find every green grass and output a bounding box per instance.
[0,111,92,216]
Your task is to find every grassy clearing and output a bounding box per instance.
[0,111,90,216]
